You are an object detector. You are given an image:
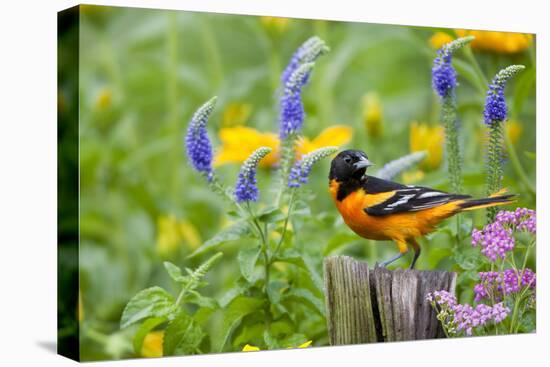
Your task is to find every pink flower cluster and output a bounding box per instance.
[474,269,536,302]
[426,290,510,336]
[471,208,536,262]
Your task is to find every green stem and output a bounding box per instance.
[245,202,272,328]
[486,122,504,222]
[521,238,535,271]
[275,134,298,206]
[272,189,296,261]
[441,94,462,245]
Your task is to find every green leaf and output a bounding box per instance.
[524,151,535,160]
[215,296,264,352]
[120,287,175,329]
[263,329,280,350]
[322,232,359,256]
[257,207,285,223]
[163,262,186,283]
[218,277,251,307]
[238,246,262,282]
[273,248,307,269]
[132,317,167,354]
[163,311,205,356]
[186,290,219,309]
[273,249,323,293]
[267,281,287,304]
[283,288,325,316]
[187,221,251,259]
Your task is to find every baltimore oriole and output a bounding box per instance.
[329,150,515,269]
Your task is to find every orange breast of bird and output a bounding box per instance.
[329,179,460,242]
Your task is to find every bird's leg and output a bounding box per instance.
[409,238,421,270]
[378,240,408,268]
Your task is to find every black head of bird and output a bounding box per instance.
[329,149,374,182]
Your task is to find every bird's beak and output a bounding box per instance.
[353,156,374,172]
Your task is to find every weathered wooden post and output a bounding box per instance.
[323,256,456,345]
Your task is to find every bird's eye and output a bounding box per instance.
[344,156,352,164]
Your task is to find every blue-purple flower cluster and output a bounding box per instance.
[426,290,510,336]
[288,146,338,188]
[234,147,272,203]
[279,37,329,139]
[474,268,536,302]
[483,65,525,126]
[185,97,217,180]
[471,207,536,262]
[431,36,473,98]
[431,51,456,98]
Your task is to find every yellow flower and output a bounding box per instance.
[222,102,252,127]
[430,30,532,54]
[430,32,454,49]
[260,17,290,34]
[95,88,112,110]
[215,126,279,167]
[242,340,312,351]
[362,92,383,138]
[505,120,523,145]
[456,29,532,53]
[156,215,202,257]
[296,125,353,158]
[141,331,164,358]
[242,344,261,352]
[401,169,426,185]
[409,122,444,171]
[215,125,352,167]
[295,340,313,348]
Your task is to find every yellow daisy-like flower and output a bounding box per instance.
[260,17,290,34]
[455,29,532,54]
[215,125,352,168]
[222,102,252,127]
[296,126,353,158]
[215,126,280,167]
[430,32,454,50]
[156,215,202,257]
[409,122,445,171]
[242,340,312,352]
[362,92,383,138]
[141,331,164,358]
[430,30,532,54]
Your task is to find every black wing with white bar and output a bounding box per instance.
[363,177,471,216]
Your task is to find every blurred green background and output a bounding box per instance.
[59,5,535,361]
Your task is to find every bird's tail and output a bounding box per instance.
[459,188,516,212]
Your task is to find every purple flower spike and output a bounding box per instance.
[234,147,272,203]
[281,36,329,89]
[483,65,525,126]
[288,146,337,188]
[279,37,329,139]
[185,97,217,180]
[431,36,474,98]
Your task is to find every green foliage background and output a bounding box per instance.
[63,5,535,361]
